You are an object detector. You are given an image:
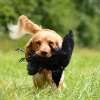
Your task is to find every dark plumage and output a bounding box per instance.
[27,30,74,86]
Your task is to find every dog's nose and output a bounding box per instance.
[41,51,48,56]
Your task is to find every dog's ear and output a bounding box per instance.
[9,15,42,39]
[18,15,42,33]
[25,39,33,60]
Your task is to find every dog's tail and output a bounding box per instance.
[8,15,42,39]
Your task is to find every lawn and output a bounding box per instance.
[0,40,100,100]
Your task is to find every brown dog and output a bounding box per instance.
[10,15,64,89]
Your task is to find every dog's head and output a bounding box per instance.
[9,15,62,58]
[25,29,62,58]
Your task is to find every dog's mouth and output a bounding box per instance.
[39,54,52,58]
[34,50,52,58]
[27,50,49,61]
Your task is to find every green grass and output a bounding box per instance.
[0,48,100,100]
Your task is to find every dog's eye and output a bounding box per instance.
[48,41,54,46]
[36,41,41,46]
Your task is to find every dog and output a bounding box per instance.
[9,15,74,89]
[26,31,74,87]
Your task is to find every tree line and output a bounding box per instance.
[0,0,100,48]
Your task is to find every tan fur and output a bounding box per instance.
[18,15,42,33]
[14,15,64,89]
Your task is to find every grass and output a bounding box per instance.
[0,37,100,100]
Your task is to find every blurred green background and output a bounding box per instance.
[0,1,100,99]
[0,0,100,51]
